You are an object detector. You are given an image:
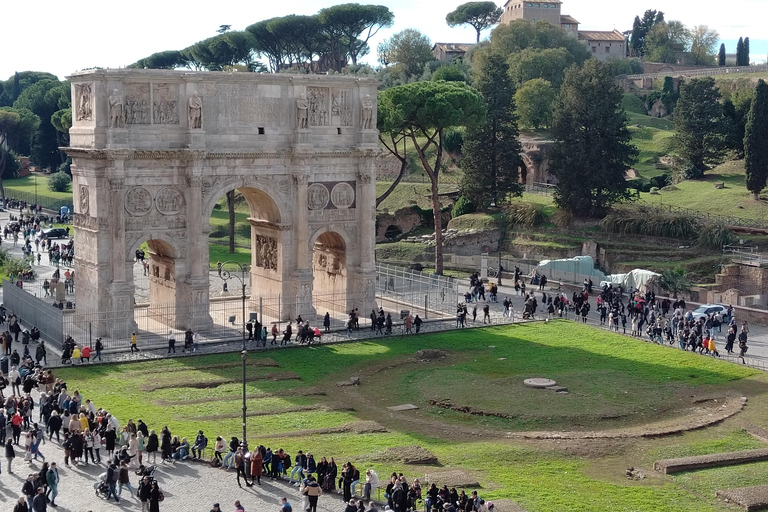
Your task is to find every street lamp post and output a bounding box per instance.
[219,260,248,447]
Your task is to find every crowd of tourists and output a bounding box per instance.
[0,353,494,512]
[473,266,754,364]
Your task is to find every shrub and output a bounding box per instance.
[47,170,71,193]
[659,268,692,298]
[506,202,545,228]
[682,163,705,180]
[552,209,573,229]
[443,129,464,157]
[57,157,72,175]
[649,174,671,189]
[451,196,476,218]
[600,205,698,239]
[697,222,736,249]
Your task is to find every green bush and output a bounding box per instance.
[47,170,72,193]
[506,202,545,227]
[649,174,671,189]
[600,205,698,239]
[697,222,736,249]
[451,196,476,218]
[57,157,71,175]
[443,129,464,156]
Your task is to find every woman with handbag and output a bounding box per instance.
[149,479,163,512]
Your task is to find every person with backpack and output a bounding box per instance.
[106,460,120,502]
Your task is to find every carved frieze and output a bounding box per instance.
[74,213,98,231]
[307,87,329,127]
[308,208,356,222]
[125,187,153,216]
[125,83,151,125]
[331,88,353,126]
[254,235,278,271]
[75,84,92,121]
[152,83,180,124]
[307,183,329,210]
[155,187,184,215]
[125,216,186,231]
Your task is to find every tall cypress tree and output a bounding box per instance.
[736,37,745,66]
[745,37,751,66]
[718,44,726,66]
[745,80,768,200]
[550,60,638,216]
[460,50,522,208]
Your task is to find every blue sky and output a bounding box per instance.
[1,0,766,80]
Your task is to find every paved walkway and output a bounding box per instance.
[0,411,358,511]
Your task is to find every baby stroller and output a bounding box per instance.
[136,464,156,478]
[94,472,110,499]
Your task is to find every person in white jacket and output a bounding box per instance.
[363,469,379,502]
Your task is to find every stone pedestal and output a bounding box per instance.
[187,130,205,148]
[358,129,378,147]
[294,129,311,147]
[106,128,129,148]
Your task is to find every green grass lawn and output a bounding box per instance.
[3,174,74,204]
[376,181,458,212]
[54,321,768,511]
[639,160,768,222]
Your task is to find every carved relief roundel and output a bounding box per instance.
[307,183,330,210]
[124,187,153,216]
[155,187,185,215]
[331,183,355,209]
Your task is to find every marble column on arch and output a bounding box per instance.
[106,171,137,337]
[292,170,315,319]
[354,154,377,314]
[181,170,213,331]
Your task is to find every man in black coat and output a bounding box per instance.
[31,487,47,512]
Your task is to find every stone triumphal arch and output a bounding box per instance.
[66,69,378,336]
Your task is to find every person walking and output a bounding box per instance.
[46,462,59,507]
[6,438,16,473]
[302,476,323,512]
[106,460,120,502]
[118,461,134,498]
[167,332,176,354]
[31,488,47,512]
[738,326,749,364]
[138,476,152,512]
[94,337,103,362]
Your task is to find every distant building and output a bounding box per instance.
[500,0,626,60]
[432,43,474,62]
[578,30,627,62]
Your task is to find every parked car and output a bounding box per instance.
[40,227,69,239]
[690,304,728,321]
